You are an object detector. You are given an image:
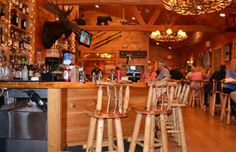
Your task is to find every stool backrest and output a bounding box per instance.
[96,80,132,114]
[177,80,191,104]
[146,80,177,110]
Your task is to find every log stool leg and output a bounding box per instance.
[128,113,142,152]
[86,117,97,152]
[220,95,227,122]
[114,118,125,152]
[177,107,187,152]
[95,118,104,152]
[143,114,152,152]
[227,97,231,125]
[160,114,168,152]
[192,90,196,108]
[210,93,216,117]
[107,119,114,151]
[175,109,181,146]
[149,115,156,152]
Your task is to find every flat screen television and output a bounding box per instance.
[79,30,92,47]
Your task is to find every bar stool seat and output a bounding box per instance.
[87,112,128,119]
[85,80,132,152]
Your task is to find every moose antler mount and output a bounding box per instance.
[41,0,81,49]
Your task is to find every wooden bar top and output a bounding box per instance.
[0,81,147,89]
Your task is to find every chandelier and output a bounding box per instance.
[150,28,188,42]
[162,0,232,15]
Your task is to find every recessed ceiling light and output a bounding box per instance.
[219,13,226,17]
[95,5,99,8]
[168,46,172,50]
[156,42,159,45]
[131,17,136,20]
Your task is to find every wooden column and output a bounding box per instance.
[48,88,67,152]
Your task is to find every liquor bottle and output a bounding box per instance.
[25,4,29,15]
[22,4,26,14]
[15,0,19,8]
[22,65,28,80]
[21,18,26,30]
[0,6,5,21]
[0,27,4,44]
[11,11,18,26]
[19,1,23,11]
[92,72,96,82]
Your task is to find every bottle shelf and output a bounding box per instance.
[11,6,31,19]
[10,23,30,34]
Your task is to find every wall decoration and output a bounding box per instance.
[97,16,112,25]
[226,12,236,31]
[213,48,222,70]
[119,50,147,58]
[224,43,232,62]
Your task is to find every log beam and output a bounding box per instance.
[147,8,161,25]
[79,25,219,32]
[51,0,163,5]
[130,6,146,25]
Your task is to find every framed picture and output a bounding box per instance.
[224,43,232,62]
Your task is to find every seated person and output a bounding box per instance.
[157,60,170,80]
[91,64,102,76]
[186,66,203,89]
[204,65,226,106]
[224,59,236,113]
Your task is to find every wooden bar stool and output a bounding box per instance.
[166,81,188,152]
[220,92,231,124]
[128,80,173,152]
[189,80,203,108]
[209,80,222,117]
[85,80,132,152]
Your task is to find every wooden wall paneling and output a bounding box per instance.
[212,48,222,70]
[66,88,148,145]
[231,38,236,59]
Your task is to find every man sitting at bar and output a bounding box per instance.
[91,63,103,76]
[204,64,226,106]
[223,59,236,114]
[157,60,170,80]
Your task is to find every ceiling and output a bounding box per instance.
[49,0,236,51]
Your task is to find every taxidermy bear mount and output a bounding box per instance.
[97,16,112,25]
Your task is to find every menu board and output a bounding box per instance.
[119,50,147,58]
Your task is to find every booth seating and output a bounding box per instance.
[85,80,131,152]
[128,80,174,152]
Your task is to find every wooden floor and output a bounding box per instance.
[169,107,236,152]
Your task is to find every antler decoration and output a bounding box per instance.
[41,0,82,49]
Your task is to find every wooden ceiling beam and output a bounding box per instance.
[130,6,146,25]
[147,8,161,25]
[79,25,219,32]
[51,0,163,5]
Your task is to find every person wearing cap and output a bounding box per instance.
[223,59,236,114]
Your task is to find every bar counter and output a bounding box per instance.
[0,81,148,152]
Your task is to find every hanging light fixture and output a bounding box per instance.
[150,28,188,42]
[162,0,232,15]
